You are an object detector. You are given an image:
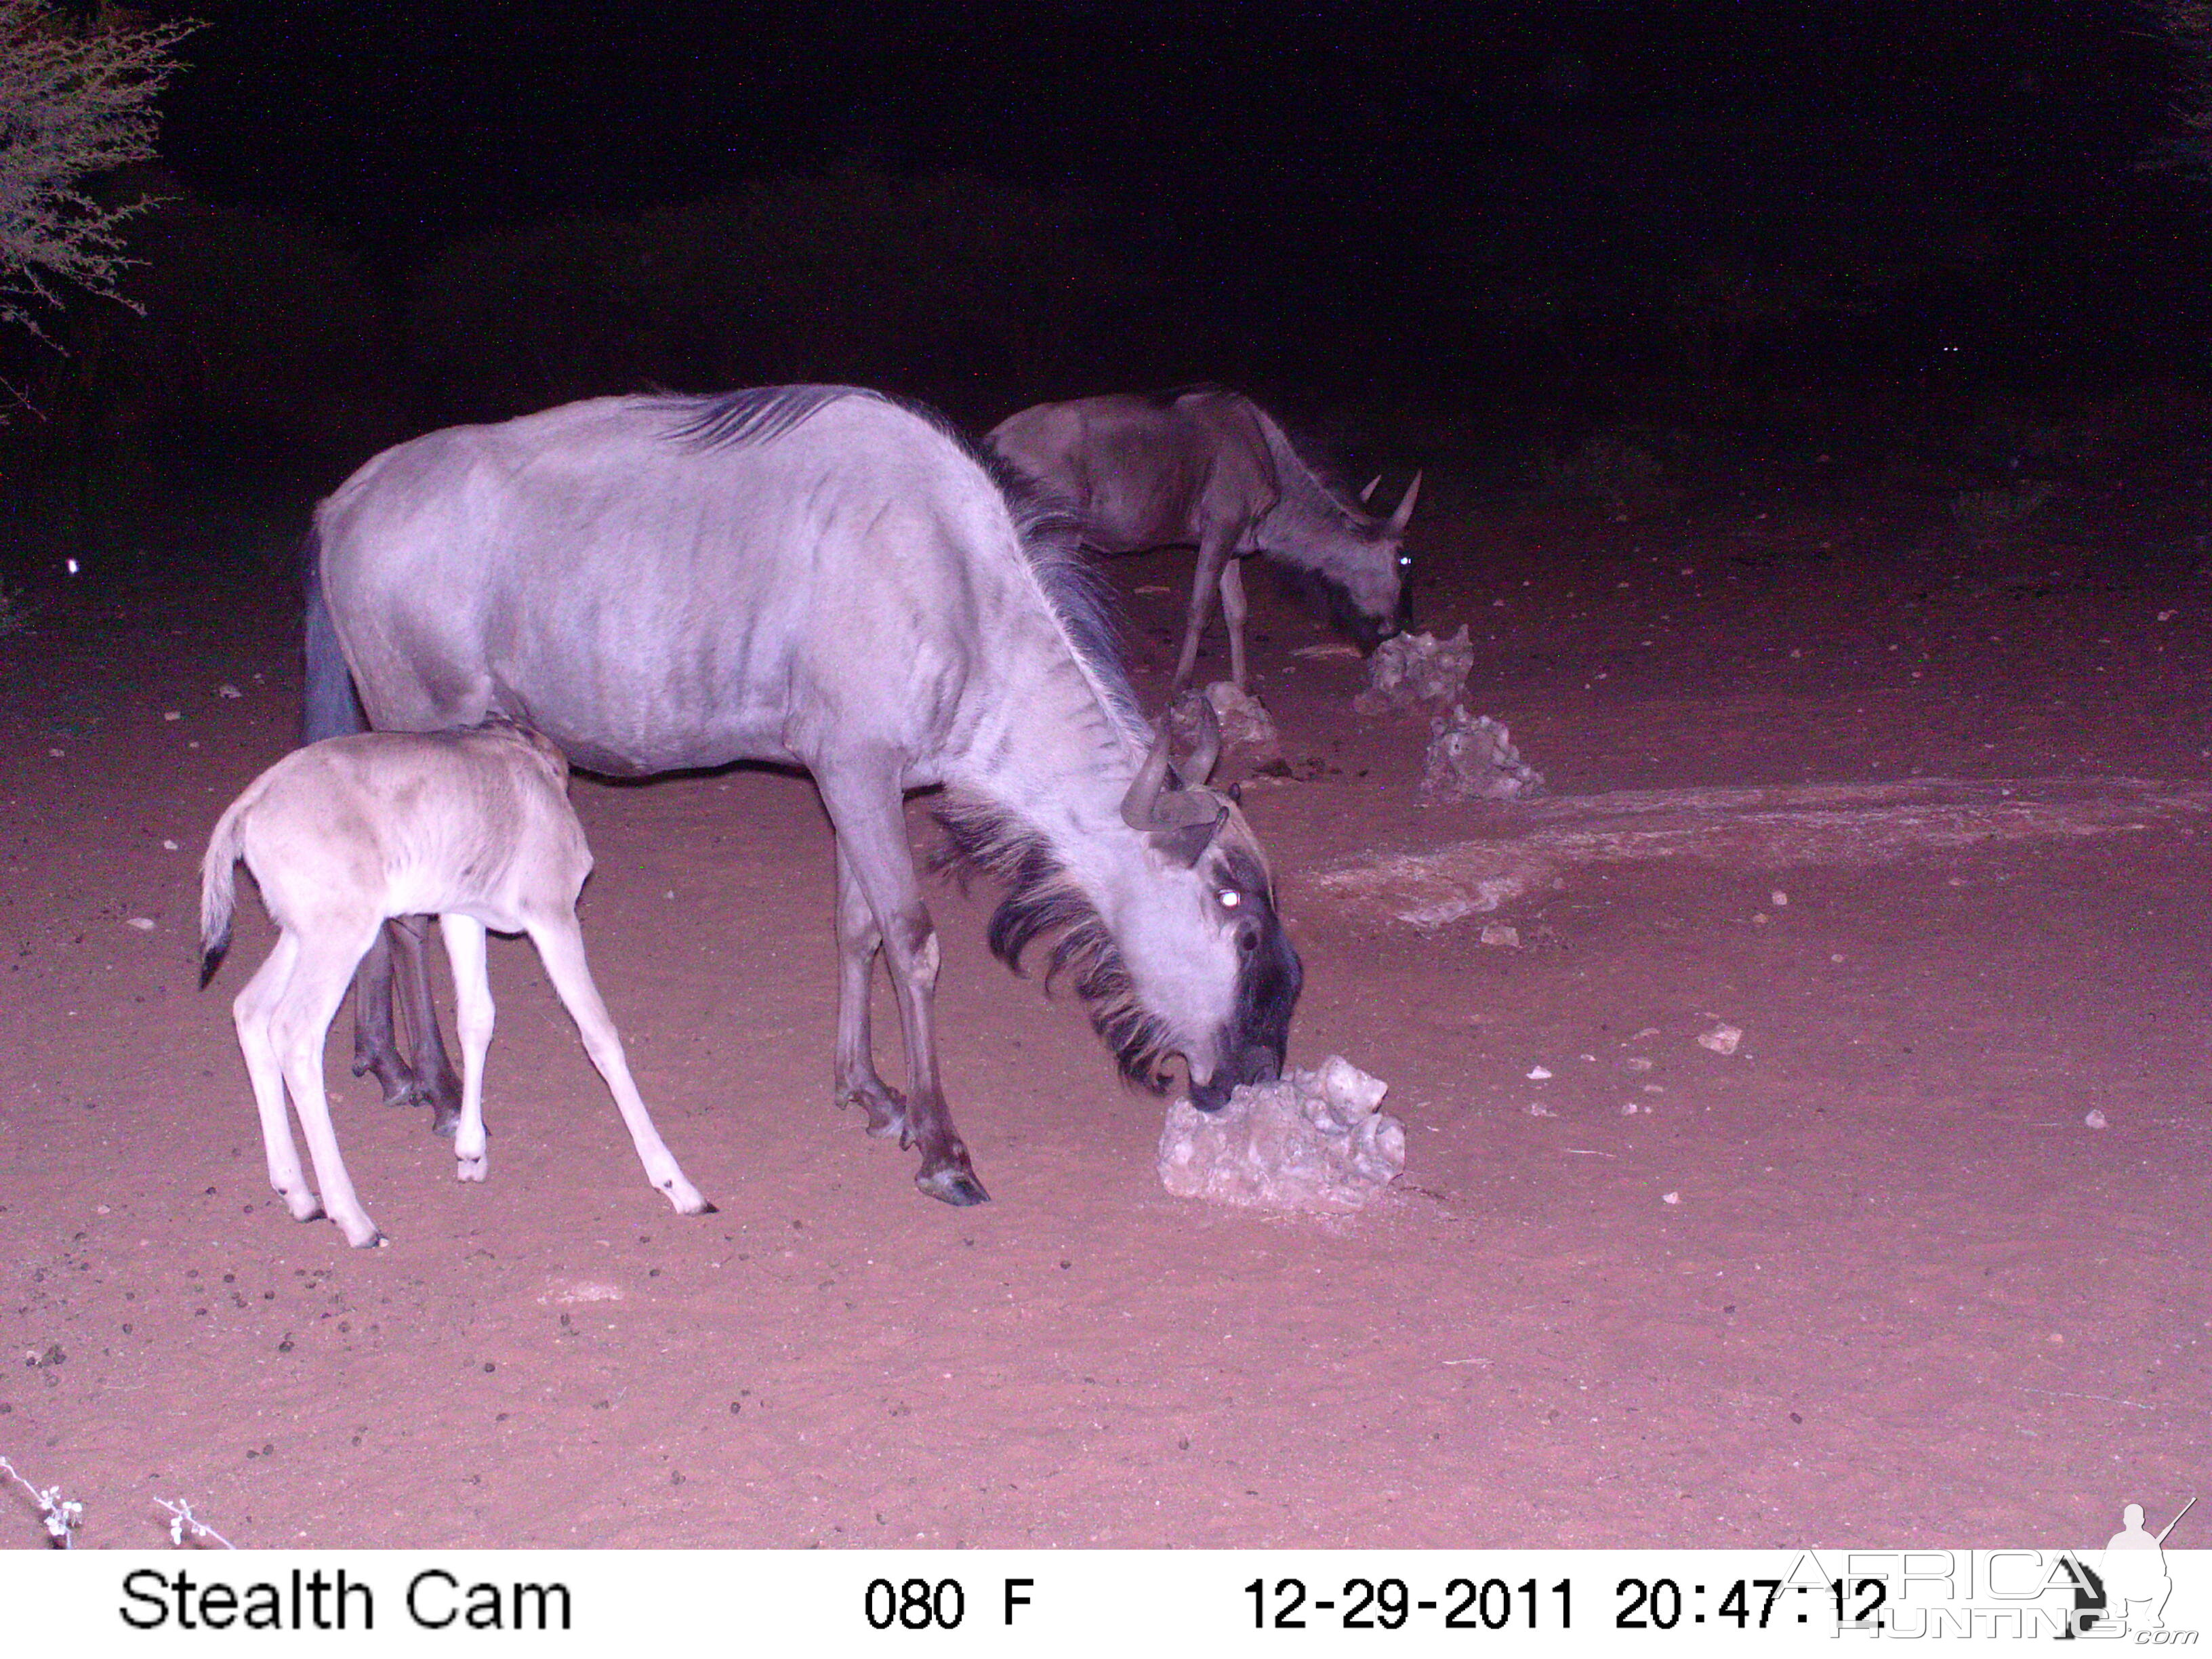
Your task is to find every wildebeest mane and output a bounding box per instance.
[662,384,1145,734]
[1252,409,1379,535]
[1147,380,1235,409]
[933,797,1181,1094]
[1158,385,1375,534]
[661,384,867,450]
[979,447,1145,733]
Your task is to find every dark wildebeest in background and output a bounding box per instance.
[988,387,1420,692]
[302,385,1303,1206]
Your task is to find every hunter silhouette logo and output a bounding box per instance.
[2091,1496,2194,1635]
[2056,1495,2196,1639]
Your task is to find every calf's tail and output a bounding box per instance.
[199,792,253,989]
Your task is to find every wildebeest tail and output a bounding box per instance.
[301,522,365,745]
[198,789,255,989]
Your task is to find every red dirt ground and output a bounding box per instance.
[1,474,2205,1550]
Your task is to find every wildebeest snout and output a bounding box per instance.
[1342,595,1398,653]
[1187,1042,1284,1114]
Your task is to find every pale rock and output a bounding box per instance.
[1166,681,1278,761]
[1353,626,1474,714]
[1422,708,1547,802]
[1158,1056,1405,1212]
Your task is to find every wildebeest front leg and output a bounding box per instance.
[1218,554,1252,691]
[832,842,908,1140]
[1172,530,1234,693]
[816,765,987,1206]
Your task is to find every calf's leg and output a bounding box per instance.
[232,930,323,1224]
[439,913,494,1183]
[271,928,386,1247]
[528,912,713,1216]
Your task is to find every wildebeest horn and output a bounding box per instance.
[1122,708,1227,832]
[1122,729,1171,829]
[1387,470,1422,534]
[1359,474,1381,505]
[1181,695,1221,787]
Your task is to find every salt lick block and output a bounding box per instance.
[1352,626,1475,714]
[1167,681,1279,758]
[1203,680,1279,753]
[1158,1055,1406,1212]
[1422,708,1547,803]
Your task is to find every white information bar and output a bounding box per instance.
[3,1548,2205,1652]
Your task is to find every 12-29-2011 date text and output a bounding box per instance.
[1247,1575,1571,1631]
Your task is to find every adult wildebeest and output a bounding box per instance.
[304,386,1302,1207]
[987,387,1420,693]
[201,718,712,1247]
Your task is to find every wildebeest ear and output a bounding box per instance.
[1149,818,1220,869]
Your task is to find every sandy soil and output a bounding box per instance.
[1,472,2205,1549]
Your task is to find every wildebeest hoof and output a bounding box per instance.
[839,1082,908,1140]
[916,1166,990,1207]
[361,1065,422,1110]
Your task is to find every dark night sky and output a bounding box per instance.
[64,2,2212,408]
[149,3,2180,249]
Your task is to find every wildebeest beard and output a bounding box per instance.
[1273,562,1397,651]
[933,796,1184,1093]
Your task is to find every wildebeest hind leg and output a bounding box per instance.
[832,842,908,1140]
[817,765,988,1206]
[350,917,465,1136]
[394,916,465,1136]
[349,924,418,1107]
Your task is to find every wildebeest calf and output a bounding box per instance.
[199,716,712,1247]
